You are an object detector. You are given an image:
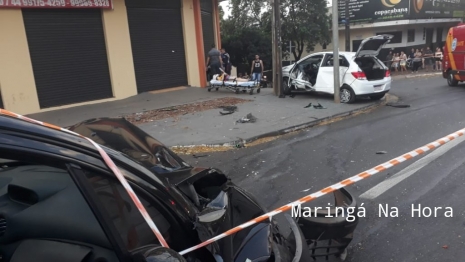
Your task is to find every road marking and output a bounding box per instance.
[359,134,465,200]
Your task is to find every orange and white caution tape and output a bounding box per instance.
[0,109,169,248]
[179,128,465,255]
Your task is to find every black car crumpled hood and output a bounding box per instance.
[68,117,191,174]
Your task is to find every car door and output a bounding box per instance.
[316,54,350,93]
[288,54,324,89]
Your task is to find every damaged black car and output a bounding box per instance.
[0,116,359,262]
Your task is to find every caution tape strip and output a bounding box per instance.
[0,109,170,248]
[178,128,465,255]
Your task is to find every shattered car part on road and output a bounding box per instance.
[236,113,257,124]
[0,115,360,262]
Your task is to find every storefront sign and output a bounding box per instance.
[338,0,410,24]
[0,0,113,9]
[410,0,465,19]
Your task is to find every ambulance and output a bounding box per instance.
[443,23,465,86]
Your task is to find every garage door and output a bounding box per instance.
[126,0,188,93]
[22,9,113,109]
[201,0,215,56]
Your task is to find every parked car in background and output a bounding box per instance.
[282,35,393,103]
[0,115,359,262]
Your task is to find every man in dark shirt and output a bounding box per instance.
[250,55,264,82]
[385,51,393,69]
[220,48,231,75]
[423,46,434,71]
[206,44,223,80]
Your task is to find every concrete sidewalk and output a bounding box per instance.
[138,89,389,147]
[26,87,386,148]
[25,73,440,148]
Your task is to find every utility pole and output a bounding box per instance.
[272,0,283,97]
[345,0,350,51]
[271,0,277,96]
[332,0,340,103]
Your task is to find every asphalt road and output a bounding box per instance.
[182,75,465,261]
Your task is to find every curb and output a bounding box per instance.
[171,94,397,150]
[391,72,442,80]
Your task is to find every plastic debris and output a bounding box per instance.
[376,151,387,154]
[219,105,238,115]
[304,103,312,108]
[236,113,257,123]
[313,103,327,109]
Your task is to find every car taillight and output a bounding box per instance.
[385,70,391,77]
[351,71,366,80]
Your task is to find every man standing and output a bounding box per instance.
[385,50,393,69]
[250,55,264,82]
[220,48,231,75]
[206,44,222,81]
[423,46,434,71]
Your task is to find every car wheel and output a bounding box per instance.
[340,85,356,104]
[447,71,459,87]
[283,78,291,95]
[369,93,385,100]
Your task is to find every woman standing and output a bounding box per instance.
[435,47,443,71]
[399,51,408,73]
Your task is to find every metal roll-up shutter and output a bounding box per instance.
[22,9,113,109]
[126,0,188,93]
[200,0,215,56]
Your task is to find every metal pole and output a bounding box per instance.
[332,0,340,103]
[271,0,277,96]
[276,0,284,98]
[345,0,350,51]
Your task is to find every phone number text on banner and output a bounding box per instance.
[0,0,113,9]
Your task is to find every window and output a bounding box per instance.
[322,54,350,67]
[301,55,325,66]
[0,156,119,261]
[83,168,175,251]
[407,29,415,43]
[376,31,402,44]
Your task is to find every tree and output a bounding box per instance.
[281,0,331,61]
[220,0,272,72]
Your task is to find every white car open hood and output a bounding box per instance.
[355,35,393,57]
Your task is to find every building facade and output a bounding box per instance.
[284,0,464,64]
[315,18,463,62]
[0,0,223,114]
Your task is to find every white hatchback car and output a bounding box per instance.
[282,35,393,103]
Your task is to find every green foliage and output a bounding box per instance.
[219,0,331,68]
[220,0,272,71]
[281,0,331,61]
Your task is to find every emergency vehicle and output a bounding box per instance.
[443,23,465,86]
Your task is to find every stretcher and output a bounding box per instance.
[208,75,261,94]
